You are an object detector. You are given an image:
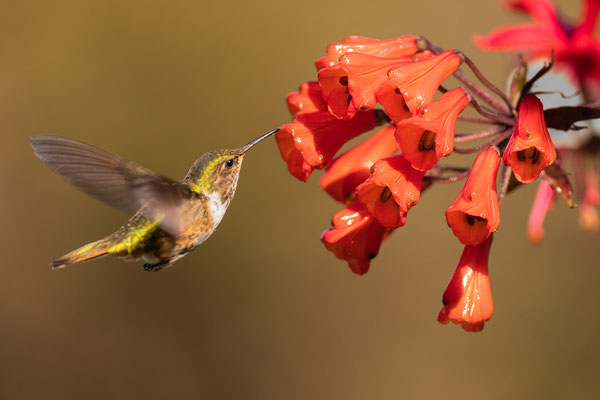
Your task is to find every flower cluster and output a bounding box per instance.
[276,0,600,332]
[478,0,600,240]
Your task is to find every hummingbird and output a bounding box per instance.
[30,129,278,271]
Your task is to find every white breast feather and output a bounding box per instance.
[205,191,228,229]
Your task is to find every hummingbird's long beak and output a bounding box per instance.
[241,128,279,153]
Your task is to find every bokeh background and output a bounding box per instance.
[1,0,599,399]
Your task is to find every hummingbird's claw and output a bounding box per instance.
[143,260,170,272]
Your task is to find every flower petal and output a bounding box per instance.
[321,203,389,275]
[438,235,494,333]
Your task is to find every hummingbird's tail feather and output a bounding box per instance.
[52,239,109,269]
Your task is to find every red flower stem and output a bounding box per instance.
[459,53,514,115]
[458,114,498,124]
[423,39,510,115]
[453,129,512,154]
[467,92,515,126]
[498,164,512,205]
[425,170,470,183]
[453,68,512,116]
[454,126,506,143]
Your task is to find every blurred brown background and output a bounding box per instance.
[1,0,599,399]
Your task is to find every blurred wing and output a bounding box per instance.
[30,135,187,235]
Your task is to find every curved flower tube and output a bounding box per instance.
[446,147,501,245]
[286,81,328,116]
[315,35,419,70]
[438,235,494,332]
[355,155,425,229]
[382,50,461,114]
[321,203,390,275]
[276,110,380,182]
[320,124,398,204]
[395,88,469,171]
[503,95,556,184]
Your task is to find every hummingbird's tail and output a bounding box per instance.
[52,239,109,269]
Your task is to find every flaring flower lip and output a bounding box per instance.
[503,95,556,184]
[320,124,398,204]
[446,147,501,246]
[395,88,469,171]
[315,35,419,70]
[318,65,357,119]
[438,235,494,333]
[276,110,379,182]
[355,155,425,229]
[384,50,460,114]
[374,80,412,124]
[286,81,328,116]
[321,202,389,275]
[339,53,413,112]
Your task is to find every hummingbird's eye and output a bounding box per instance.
[225,158,235,168]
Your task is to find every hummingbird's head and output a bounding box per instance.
[185,128,278,198]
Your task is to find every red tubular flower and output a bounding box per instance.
[355,155,425,229]
[503,95,556,184]
[528,180,555,244]
[381,50,461,114]
[413,50,434,61]
[438,235,494,333]
[276,110,380,182]
[315,35,419,70]
[476,0,600,90]
[321,202,389,275]
[286,81,328,116]
[372,80,412,124]
[320,124,398,204]
[339,53,413,112]
[395,88,469,171]
[318,65,357,119]
[446,147,501,245]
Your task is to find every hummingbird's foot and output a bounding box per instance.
[143,259,170,272]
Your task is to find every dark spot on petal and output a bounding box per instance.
[368,253,377,259]
[380,186,392,203]
[339,76,349,86]
[409,201,417,207]
[347,95,352,105]
[531,148,541,164]
[516,147,541,165]
[394,87,402,95]
[418,130,436,152]
[466,214,476,226]
[466,214,486,226]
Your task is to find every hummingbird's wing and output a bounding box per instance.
[30,135,188,236]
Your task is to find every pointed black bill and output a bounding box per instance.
[241,128,279,153]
